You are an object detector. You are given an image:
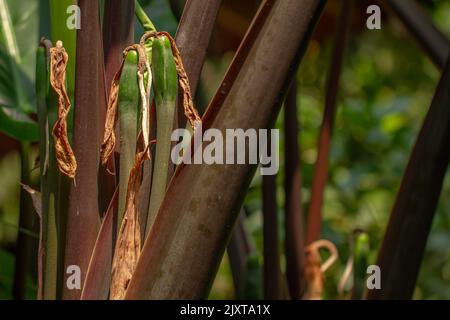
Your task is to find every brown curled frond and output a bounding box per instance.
[140,31,201,129]
[49,41,77,178]
[100,60,124,165]
[101,44,147,165]
[303,239,339,300]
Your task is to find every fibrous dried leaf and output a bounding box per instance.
[49,41,77,178]
[303,239,338,300]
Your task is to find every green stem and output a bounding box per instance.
[135,0,156,33]
[117,50,141,225]
[145,36,177,235]
[40,42,60,300]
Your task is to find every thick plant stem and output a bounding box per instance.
[13,142,34,299]
[262,172,281,299]
[284,80,306,299]
[125,0,326,299]
[367,55,450,300]
[104,0,136,93]
[306,0,351,244]
[62,0,103,300]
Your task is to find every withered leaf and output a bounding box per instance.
[49,41,77,178]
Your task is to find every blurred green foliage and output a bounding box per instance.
[208,1,450,299]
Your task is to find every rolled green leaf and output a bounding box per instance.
[35,41,59,300]
[117,50,140,225]
[145,35,177,235]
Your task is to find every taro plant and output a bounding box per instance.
[1,0,450,300]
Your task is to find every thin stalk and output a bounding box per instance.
[13,141,33,300]
[227,210,255,299]
[306,0,352,244]
[35,44,49,300]
[284,80,305,299]
[367,55,450,300]
[262,172,281,299]
[38,39,59,300]
[125,0,326,299]
[135,0,156,33]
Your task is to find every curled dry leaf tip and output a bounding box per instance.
[49,41,77,178]
[303,239,338,300]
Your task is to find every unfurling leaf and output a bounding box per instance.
[110,45,150,300]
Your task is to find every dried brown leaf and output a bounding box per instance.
[49,41,77,178]
[303,239,338,300]
[110,44,150,299]
[110,143,149,299]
